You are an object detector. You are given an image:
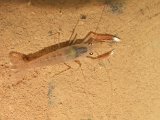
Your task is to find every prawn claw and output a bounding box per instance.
[112,36,121,42]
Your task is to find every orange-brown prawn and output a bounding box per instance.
[9,31,120,70]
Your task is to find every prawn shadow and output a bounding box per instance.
[48,80,55,106]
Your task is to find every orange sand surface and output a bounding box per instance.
[0,0,160,120]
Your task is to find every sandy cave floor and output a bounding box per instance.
[0,0,160,120]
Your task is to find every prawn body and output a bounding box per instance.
[9,44,91,69]
[9,31,120,70]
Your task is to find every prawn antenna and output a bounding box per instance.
[95,5,105,32]
[68,18,80,45]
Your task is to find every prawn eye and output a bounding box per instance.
[89,52,93,55]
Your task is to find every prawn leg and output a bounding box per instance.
[74,60,81,67]
[53,63,71,76]
[53,61,82,76]
[83,31,120,43]
[87,49,114,60]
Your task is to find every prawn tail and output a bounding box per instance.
[9,51,28,69]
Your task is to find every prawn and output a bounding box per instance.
[9,31,120,70]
